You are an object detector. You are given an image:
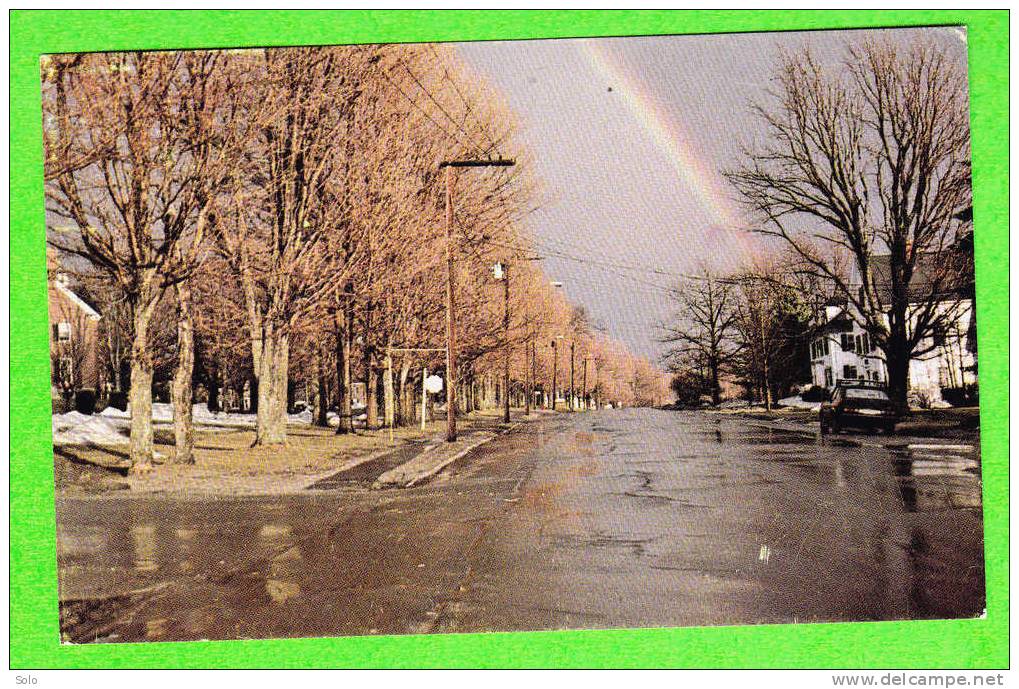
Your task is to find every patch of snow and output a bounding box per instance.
[718,399,750,409]
[288,409,313,424]
[777,395,821,412]
[102,402,320,428]
[53,411,129,446]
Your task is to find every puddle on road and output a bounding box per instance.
[308,442,429,489]
[130,525,158,574]
[729,427,817,446]
[889,444,982,512]
[266,546,303,604]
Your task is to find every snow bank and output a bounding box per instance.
[53,411,129,446]
[777,395,821,411]
[101,402,317,428]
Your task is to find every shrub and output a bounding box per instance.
[107,391,129,411]
[941,385,979,407]
[909,389,933,410]
[74,388,97,415]
[800,385,828,403]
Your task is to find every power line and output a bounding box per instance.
[479,236,692,290]
[428,45,502,159]
[398,58,490,160]
[379,66,467,152]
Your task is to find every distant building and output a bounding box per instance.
[809,251,976,405]
[48,250,102,400]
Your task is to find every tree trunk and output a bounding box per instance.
[886,345,910,414]
[710,360,721,406]
[383,353,395,430]
[207,356,221,413]
[364,348,379,430]
[315,345,329,427]
[254,323,288,445]
[398,359,411,426]
[171,281,196,465]
[128,296,157,471]
[333,303,353,434]
[239,257,262,414]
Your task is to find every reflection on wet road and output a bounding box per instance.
[56,409,984,642]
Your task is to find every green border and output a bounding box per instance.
[9,10,1008,668]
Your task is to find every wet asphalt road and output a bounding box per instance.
[55,409,985,643]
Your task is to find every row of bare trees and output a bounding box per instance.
[42,44,665,471]
[660,254,817,410]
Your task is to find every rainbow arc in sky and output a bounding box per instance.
[579,40,748,240]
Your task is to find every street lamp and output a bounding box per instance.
[551,334,564,411]
[493,261,510,424]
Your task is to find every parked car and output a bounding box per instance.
[819,381,898,435]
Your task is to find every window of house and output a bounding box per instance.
[840,333,855,352]
[58,356,73,386]
[862,333,870,353]
[843,365,858,380]
[823,338,829,355]
[933,325,947,347]
[54,321,71,342]
[824,368,833,387]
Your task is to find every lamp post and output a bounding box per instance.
[551,335,564,411]
[493,261,511,424]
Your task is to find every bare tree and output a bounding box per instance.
[727,40,972,409]
[212,47,373,445]
[44,52,222,469]
[660,270,739,405]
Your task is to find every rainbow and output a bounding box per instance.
[579,40,748,239]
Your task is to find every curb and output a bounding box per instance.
[374,424,519,489]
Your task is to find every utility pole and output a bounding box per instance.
[421,366,428,431]
[551,339,559,411]
[569,341,575,412]
[439,158,514,442]
[444,165,458,441]
[582,356,589,411]
[526,337,535,416]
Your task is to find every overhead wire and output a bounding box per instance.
[397,57,491,160]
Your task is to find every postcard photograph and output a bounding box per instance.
[43,25,984,644]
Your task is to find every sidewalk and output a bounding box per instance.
[53,409,541,498]
[372,429,501,488]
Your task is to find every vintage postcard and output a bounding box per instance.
[42,25,984,644]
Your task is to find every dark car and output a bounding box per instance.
[819,381,898,435]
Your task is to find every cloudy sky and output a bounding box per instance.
[456,26,968,364]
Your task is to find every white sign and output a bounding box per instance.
[424,375,444,394]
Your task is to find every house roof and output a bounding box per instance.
[815,308,855,335]
[852,251,972,305]
[54,281,101,321]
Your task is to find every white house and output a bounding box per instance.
[809,253,977,405]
